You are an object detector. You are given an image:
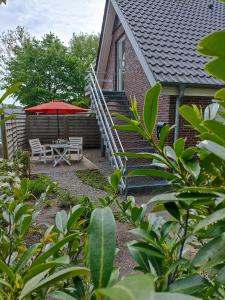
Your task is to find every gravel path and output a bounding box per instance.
[34,149,159,275]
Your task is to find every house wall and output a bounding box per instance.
[101,20,212,147]
[178,96,212,146]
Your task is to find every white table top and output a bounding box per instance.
[50,144,69,149]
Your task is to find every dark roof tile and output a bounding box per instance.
[115,0,225,85]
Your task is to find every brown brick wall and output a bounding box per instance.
[124,37,150,113]
[178,96,212,146]
[103,25,125,90]
[100,21,212,148]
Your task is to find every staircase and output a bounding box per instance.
[87,65,167,193]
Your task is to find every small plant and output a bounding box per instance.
[76,169,113,192]
[58,189,78,208]
[14,148,31,177]
[23,175,58,198]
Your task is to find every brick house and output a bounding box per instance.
[88,0,225,191]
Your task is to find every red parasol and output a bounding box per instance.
[25,101,88,138]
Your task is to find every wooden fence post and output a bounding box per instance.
[1,114,8,159]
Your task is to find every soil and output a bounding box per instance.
[29,149,160,275]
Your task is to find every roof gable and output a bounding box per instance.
[114,0,225,86]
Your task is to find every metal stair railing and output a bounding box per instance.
[87,64,127,191]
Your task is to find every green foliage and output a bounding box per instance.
[76,169,113,192]
[1,30,98,106]
[23,175,58,198]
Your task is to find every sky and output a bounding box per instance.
[0,0,106,104]
[0,0,105,44]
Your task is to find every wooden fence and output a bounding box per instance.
[1,109,27,159]
[26,113,101,148]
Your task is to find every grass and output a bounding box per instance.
[75,170,113,192]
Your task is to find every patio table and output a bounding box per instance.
[50,144,71,167]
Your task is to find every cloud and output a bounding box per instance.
[0,0,105,44]
[0,0,106,103]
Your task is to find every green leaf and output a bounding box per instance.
[19,214,32,236]
[205,58,225,82]
[198,31,225,57]
[0,259,16,281]
[15,203,33,222]
[56,210,68,232]
[181,159,200,180]
[174,138,185,157]
[32,234,77,266]
[128,169,181,181]
[0,278,13,290]
[169,275,208,295]
[24,256,70,282]
[217,265,225,284]
[198,140,225,160]
[194,208,225,233]
[19,267,89,299]
[67,205,84,231]
[203,120,225,142]
[128,241,151,273]
[48,291,77,300]
[179,105,206,133]
[0,83,22,104]
[14,244,39,273]
[164,202,180,220]
[155,293,201,300]
[215,88,225,101]
[159,124,171,147]
[89,207,116,289]
[204,103,219,120]
[192,233,225,268]
[97,274,154,300]
[143,83,161,135]
[109,169,122,191]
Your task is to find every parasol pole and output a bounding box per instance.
[57,109,60,139]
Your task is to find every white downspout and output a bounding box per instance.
[174,85,186,142]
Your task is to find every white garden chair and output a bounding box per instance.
[29,138,53,164]
[68,137,83,161]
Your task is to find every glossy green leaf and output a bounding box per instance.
[179,105,206,133]
[19,214,32,236]
[97,274,154,300]
[203,120,225,141]
[0,83,22,104]
[206,58,225,82]
[164,202,180,220]
[48,291,77,300]
[155,293,200,300]
[89,207,116,289]
[217,265,225,284]
[204,103,220,120]
[56,210,68,232]
[215,88,225,101]
[24,256,70,282]
[192,233,225,268]
[14,244,39,273]
[67,205,84,231]
[159,124,171,147]
[0,260,16,281]
[143,83,161,135]
[198,140,225,160]
[181,159,200,180]
[174,138,185,157]
[194,208,225,233]
[169,274,208,295]
[32,234,77,266]
[20,267,89,299]
[198,31,225,57]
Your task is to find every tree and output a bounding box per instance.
[4,33,91,107]
[0,26,30,81]
[69,33,99,69]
